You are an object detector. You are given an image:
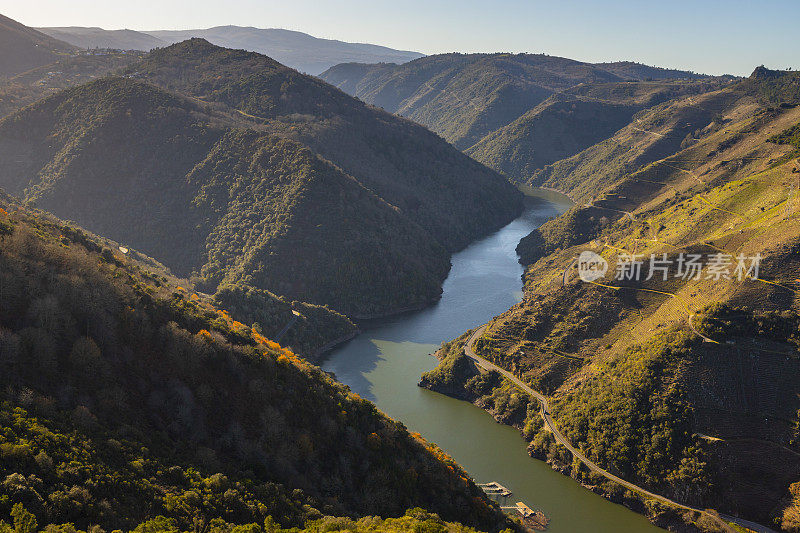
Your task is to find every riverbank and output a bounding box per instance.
[321,192,664,533]
[348,296,443,321]
[419,347,697,532]
[310,329,361,359]
[420,328,771,533]
[517,183,577,204]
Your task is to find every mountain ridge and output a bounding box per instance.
[127,39,523,254]
[0,76,456,317]
[38,26,166,50]
[37,24,424,74]
[467,78,734,182]
[319,52,714,151]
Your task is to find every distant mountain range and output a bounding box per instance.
[39,26,165,51]
[37,25,424,74]
[319,54,733,181]
[320,54,711,149]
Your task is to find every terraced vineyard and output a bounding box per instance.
[423,68,800,532]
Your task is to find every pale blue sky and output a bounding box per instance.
[2,0,798,76]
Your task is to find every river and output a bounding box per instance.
[321,188,663,532]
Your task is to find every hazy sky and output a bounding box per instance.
[3,0,798,76]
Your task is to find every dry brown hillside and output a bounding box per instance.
[424,68,800,532]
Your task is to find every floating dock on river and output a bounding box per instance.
[477,481,512,498]
[479,482,549,530]
[500,502,549,531]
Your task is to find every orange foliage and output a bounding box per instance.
[252,331,269,345]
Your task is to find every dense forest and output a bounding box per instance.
[0,77,455,317]
[128,39,524,253]
[211,284,356,360]
[0,40,523,318]
[0,195,516,532]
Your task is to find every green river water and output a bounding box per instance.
[321,189,663,532]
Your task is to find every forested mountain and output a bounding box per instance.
[127,39,522,254]
[0,40,522,318]
[0,195,515,533]
[0,74,479,318]
[0,14,76,77]
[39,25,423,74]
[422,68,800,531]
[319,53,710,151]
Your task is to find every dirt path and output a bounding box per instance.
[463,325,777,533]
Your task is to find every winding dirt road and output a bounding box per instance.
[463,325,776,533]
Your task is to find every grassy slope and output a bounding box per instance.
[465,95,641,181]
[527,85,745,202]
[423,69,800,530]
[518,72,800,264]
[0,195,515,533]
